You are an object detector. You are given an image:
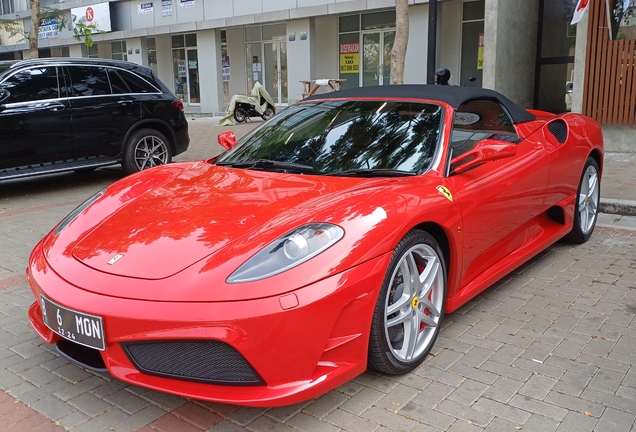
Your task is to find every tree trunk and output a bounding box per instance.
[390,0,409,85]
[29,0,40,59]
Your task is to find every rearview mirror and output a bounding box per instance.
[450,139,517,175]
[217,130,237,150]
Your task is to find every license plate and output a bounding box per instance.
[40,295,105,351]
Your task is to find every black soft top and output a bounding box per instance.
[305,84,536,124]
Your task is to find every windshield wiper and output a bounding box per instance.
[325,168,417,177]
[216,159,314,173]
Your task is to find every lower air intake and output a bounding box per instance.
[123,340,264,385]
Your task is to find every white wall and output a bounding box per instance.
[155,35,175,93]
[226,27,247,98]
[314,15,339,80]
[198,29,225,114]
[572,11,588,114]
[126,37,144,65]
[439,1,461,85]
[287,19,313,103]
[404,3,429,84]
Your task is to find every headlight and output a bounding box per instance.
[227,223,344,283]
[54,188,106,236]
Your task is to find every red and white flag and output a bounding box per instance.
[571,0,590,25]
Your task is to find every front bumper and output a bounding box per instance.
[27,242,390,407]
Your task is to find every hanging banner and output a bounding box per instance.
[161,0,172,17]
[71,3,112,32]
[222,56,231,82]
[477,33,484,70]
[138,2,153,15]
[339,42,360,74]
[39,18,60,40]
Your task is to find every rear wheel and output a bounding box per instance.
[122,129,172,175]
[368,230,446,374]
[234,106,248,123]
[565,157,600,244]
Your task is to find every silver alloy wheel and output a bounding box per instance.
[384,243,445,362]
[578,164,600,235]
[134,135,170,170]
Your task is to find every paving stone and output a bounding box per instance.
[353,372,399,393]
[588,368,625,394]
[481,376,523,404]
[544,390,605,417]
[172,402,223,430]
[9,341,46,359]
[335,380,366,396]
[581,388,636,415]
[447,379,489,406]
[472,397,531,424]
[324,408,379,432]
[302,390,349,419]
[409,381,455,409]
[449,363,499,385]
[287,411,342,432]
[30,395,76,421]
[68,392,113,417]
[361,406,418,432]
[511,357,565,380]
[415,365,465,387]
[480,360,533,382]
[521,414,560,432]
[144,413,200,432]
[339,387,384,416]
[246,414,296,432]
[435,399,494,427]
[137,388,186,411]
[56,410,89,430]
[577,353,630,373]
[265,401,311,422]
[375,384,419,411]
[485,344,524,365]
[593,407,635,432]
[53,376,106,402]
[207,419,249,432]
[518,374,558,400]
[447,419,484,432]
[608,335,636,364]
[104,388,150,415]
[509,394,568,421]
[552,370,593,397]
[400,402,456,430]
[228,406,268,426]
[52,364,92,384]
[554,411,598,432]
[69,407,129,432]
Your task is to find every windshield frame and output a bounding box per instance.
[217,98,446,177]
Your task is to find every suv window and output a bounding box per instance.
[117,69,158,93]
[0,66,60,103]
[66,66,111,97]
[107,69,130,94]
[450,99,518,158]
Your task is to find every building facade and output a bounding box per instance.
[0,0,588,121]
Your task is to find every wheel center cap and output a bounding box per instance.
[411,296,420,309]
[584,196,589,204]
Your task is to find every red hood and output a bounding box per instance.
[71,163,361,279]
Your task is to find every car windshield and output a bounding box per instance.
[216,100,443,176]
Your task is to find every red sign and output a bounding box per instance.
[86,7,94,22]
[340,42,360,54]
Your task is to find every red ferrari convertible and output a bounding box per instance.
[27,85,603,407]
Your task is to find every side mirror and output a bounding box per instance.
[0,88,9,104]
[450,139,517,175]
[217,130,237,150]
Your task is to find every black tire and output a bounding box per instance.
[368,229,447,375]
[564,157,600,244]
[234,106,248,123]
[122,129,172,175]
[261,105,275,120]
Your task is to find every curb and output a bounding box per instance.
[599,198,636,216]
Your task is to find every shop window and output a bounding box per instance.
[245,27,262,42]
[111,41,127,61]
[61,47,70,57]
[263,24,285,40]
[172,35,185,48]
[185,33,197,47]
[361,10,396,30]
[147,37,158,76]
[88,45,99,58]
[0,0,14,15]
[172,33,199,105]
[339,15,359,33]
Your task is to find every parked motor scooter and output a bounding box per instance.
[234,96,275,123]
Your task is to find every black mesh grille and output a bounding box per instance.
[547,120,568,144]
[123,340,264,385]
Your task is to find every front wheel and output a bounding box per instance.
[261,105,275,120]
[368,230,447,375]
[122,129,172,175]
[564,157,600,244]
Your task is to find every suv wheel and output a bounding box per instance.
[123,129,172,174]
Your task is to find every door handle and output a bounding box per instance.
[118,100,134,106]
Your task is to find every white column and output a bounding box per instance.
[571,11,588,114]
[197,29,224,115]
[155,35,174,94]
[125,38,144,65]
[287,19,312,104]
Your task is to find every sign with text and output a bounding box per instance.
[222,55,230,81]
[161,0,172,16]
[477,33,484,70]
[178,0,194,8]
[339,42,360,74]
[71,2,112,33]
[138,2,153,15]
[39,18,60,40]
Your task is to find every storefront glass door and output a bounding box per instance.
[361,30,394,86]
[172,34,199,105]
[263,41,288,105]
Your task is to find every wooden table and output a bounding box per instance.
[300,79,346,98]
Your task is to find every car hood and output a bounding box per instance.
[70,162,363,280]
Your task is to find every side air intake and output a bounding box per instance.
[547,120,568,144]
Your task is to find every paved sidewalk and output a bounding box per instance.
[0,117,635,432]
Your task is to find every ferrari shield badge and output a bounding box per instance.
[436,185,453,202]
[107,254,124,265]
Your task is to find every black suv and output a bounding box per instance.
[0,58,189,180]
